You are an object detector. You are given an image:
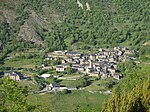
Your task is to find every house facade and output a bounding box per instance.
[4,72,21,81]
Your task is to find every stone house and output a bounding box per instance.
[5,72,21,81]
[86,67,94,73]
[113,74,122,80]
[89,54,96,61]
[108,68,116,76]
[49,83,60,90]
[61,59,67,64]
[89,71,99,77]
[56,65,65,72]
[65,51,81,57]
[63,63,71,68]
[100,71,108,79]
[77,67,85,71]
[72,63,80,67]
[54,51,66,55]
[108,57,115,62]
[66,58,73,63]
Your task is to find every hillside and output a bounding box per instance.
[0,0,150,52]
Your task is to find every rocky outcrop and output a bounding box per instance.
[143,42,150,46]
[29,10,49,30]
[86,2,91,11]
[76,0,84,9]
[0,40,2,48]
[3,10,16,24]
[18,22,44,46]
[0,9,44,46]
[0,11,6,23]
[0,9,16,25]
[18,10,47,46]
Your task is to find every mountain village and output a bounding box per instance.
[44,47,135,80]
[1,46,136,92]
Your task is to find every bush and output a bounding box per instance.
[61,89,70,94]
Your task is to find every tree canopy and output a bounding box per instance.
[102,80,150,112]
[0,77,34,112]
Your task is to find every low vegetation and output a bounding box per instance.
[27,91,110,112]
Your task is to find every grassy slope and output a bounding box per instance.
[85,79,114,91]
[114,63,150,94]
[18,80,40,91]
[4,58,41,68]
[27,91,110,112]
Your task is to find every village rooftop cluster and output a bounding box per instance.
[0,47,135,82]
[44,47,135,80]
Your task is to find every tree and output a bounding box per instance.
[61,89,70,94]
[65,67,73,74]
[76,77,89,88]
[102,80,150,112]
[45,76,56,84]
[0,77,33,112]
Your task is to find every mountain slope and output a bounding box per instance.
[0,0,150,53]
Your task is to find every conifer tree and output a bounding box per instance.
[102,80,150,112]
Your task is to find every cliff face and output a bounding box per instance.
[18,22,44,46]
[0,9,43,46]
[18,10,48,46]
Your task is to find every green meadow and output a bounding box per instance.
[27,91,110,112]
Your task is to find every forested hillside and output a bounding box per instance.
[0,0,150,54]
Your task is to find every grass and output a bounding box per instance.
[4,58,41,68]
[61,73,82,77]
[85,80,106,91]
[59,77,115,91]
[2,53,42,76]
[114,63,150,94]
[85,78,115,91]
[18,80,40,91]
[59,80,79,87]
[27,91,110,112]
[3,51,43,69]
